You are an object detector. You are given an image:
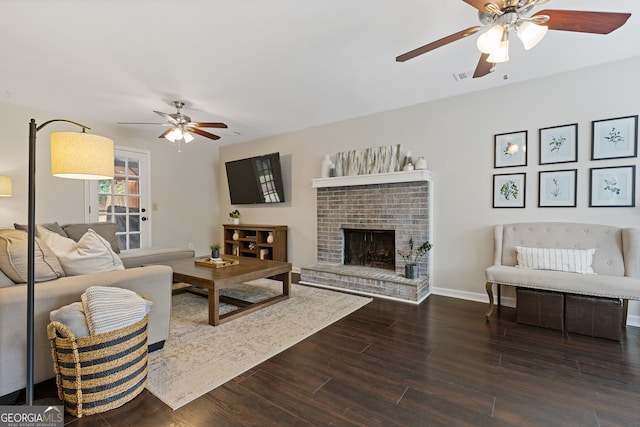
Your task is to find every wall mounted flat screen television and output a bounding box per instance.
[225,152,285,204]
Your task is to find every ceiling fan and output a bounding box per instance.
[119,101,228,151]
[396,0,631,78]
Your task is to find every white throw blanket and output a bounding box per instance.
[81,286,152,335]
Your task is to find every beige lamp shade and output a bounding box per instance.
[0,176,12,197]
[50,132,114,180]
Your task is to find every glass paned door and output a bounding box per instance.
[86,148,150,249]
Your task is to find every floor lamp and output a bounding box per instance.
[26,119,113,405]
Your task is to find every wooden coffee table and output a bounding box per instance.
[156,255,291,326]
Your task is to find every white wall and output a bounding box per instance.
[0,103,221,256]
[219,56,640,322]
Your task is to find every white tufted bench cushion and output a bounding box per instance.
[484,222,640,320]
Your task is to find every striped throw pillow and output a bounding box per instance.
[515,246,595,274]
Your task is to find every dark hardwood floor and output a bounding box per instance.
[34,290,640,426]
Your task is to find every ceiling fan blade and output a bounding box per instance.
[462,0,503,12]
[473,53,494,78]
[118,122,172,126]
[153,110,179,123]
[396,26,481,62]
[158,129,172,139]
[189,127,221,141]
[191,122,228,128]
[535,10,631,34]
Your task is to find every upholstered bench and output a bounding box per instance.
[484,222,640,327]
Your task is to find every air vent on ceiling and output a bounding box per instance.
[452,70,474,81]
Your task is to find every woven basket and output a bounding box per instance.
[47,315,148,417]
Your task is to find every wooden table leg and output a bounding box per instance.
[281,272,291,297]
[209,288,221,326]
[485,282,494,321]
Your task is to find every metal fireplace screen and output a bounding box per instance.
[343,229,395,270]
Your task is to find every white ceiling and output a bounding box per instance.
[2,0,639,145]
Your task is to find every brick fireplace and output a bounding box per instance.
[301,170,432,303]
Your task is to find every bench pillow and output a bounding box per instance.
[515,246,595,274]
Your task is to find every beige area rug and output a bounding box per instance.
[146,280,372,410]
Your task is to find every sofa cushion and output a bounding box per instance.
[486,265,640,300]
[0,229,65,283]
[37,226,124,276]
[63,222,120,254]
[14,222,67,237]
[516,246,595,274]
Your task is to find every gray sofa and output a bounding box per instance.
[485,222,640,320]
[0,222,194,402]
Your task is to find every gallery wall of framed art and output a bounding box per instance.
[492,115,638,209]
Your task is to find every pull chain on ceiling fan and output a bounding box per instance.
[119,101,228,151]
[396,0,631,78]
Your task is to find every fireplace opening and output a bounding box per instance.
[343,229,395,270]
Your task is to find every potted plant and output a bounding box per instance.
[210,243,221,259]
[398,238,432,279]
[229,209,241,225]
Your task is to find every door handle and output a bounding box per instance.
[141,217,148,221]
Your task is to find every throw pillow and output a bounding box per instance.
[0,269,15,288]
[50,302,90,337]
[63,222,120,253]
[515,246,595,274]
[37,226,124,276]
[14,222,67,237]
[0,229,65,283]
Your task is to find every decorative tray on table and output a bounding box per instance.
[195,257,239,268]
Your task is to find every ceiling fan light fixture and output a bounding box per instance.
[476,25,504,54]
[516,20,548,50]
[165,127,183,143]
[183,131,194,143]
[487,38,509,63]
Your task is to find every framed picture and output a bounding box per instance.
[494,130,527,168]
[493,173,526,208]
[589,165,636,207]
[539,123,578,165]
[591,115,638,160]
[538,169,577,207]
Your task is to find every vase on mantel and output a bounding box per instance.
[414,157,427,170]
[321,155,332,178]
[402,151,413,171]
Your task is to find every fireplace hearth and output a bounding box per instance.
[301,170,432,303]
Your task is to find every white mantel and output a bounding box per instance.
[311,169,431,188]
